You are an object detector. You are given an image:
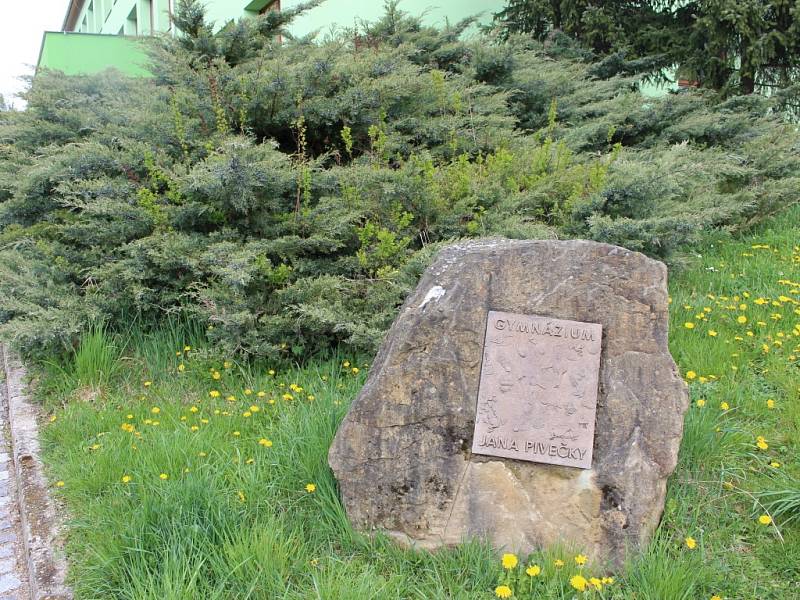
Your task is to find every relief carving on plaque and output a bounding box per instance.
[472,311,602,469]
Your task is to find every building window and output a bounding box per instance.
[126,5,138,35]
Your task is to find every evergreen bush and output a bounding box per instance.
[1,1,798,361]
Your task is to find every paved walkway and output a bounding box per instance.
[0,368,29,599]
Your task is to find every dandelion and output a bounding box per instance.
[351,367,360,374]
[177,364,186,372]
[574,554,587,566]
[209,390,220,398]
[232,431,241,437]
[268,369,275,376]
[685,536,697,549]
[258,438,273,447]
[685,370,697,380]
[184,346,191,352]
[190,406,199,413]
[696,399,706,408]
[121,475,132,483]
[159,473,169,480]
[144,381,152,387]
[711,595,722,600]
[708,330,718,337]
[501,553,518,569]
[737,315,747,324]
[343,361,350,368]
[56,480,65,487]
[766,399,775,409]
[223,361,232,369]
[720,402,729,410]
[244,389,253,395]
[494,585,512,599]
[684,322,695,329]
[758,514,772,525]
[526,565,541,577]
[553,559,564,568]
[257,391,266,398]
[770,461,781,468]
[570,575,588,592]
[589,577,603,591]
[237,491,246,503]
[212,371,221,380]
[756,438,768,450]
[151,407,160,414]
[305,483,316,493]
[249,405,260,413]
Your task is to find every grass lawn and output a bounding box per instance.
[37,206,799,599]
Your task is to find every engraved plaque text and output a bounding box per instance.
[472,311,602,469]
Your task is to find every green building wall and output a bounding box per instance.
[38,32,151,76]
[37,0,506,76]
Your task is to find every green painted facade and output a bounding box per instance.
[38,32,150,76]
[37,0,504,75]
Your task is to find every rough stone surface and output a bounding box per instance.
[329,239,689,567]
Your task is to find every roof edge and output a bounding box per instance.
[63,0,85,31]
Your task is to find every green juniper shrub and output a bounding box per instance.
[1,0,799,363]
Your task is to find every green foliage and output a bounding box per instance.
[494,1,800,96]
[1,3,799,362]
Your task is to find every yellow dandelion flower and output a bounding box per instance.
[351,367,360,374]
[494,585,512,599]
[151,407,160,414]
[232,431,241,437]
[737,315,747,324]
[756,439,768,450]
[305,483,316,493]
[258,439,273,447]
[184,345,191,352]
[223,361,232,369]
[190,406,199,413]
[770,461,781,468]
[553,559,564,568]
[268,369,276,376]
[766,399,775,409]
[589,577,603,590]
[177,364,186,372]
[501,553,518,569]
[209,390,221,398]
[212,371,221,380]
[685,370,697,380]
[56,480,65,487]
[685,536,697,549]
[526,565,541,577]
[720,402,729,410]
[684,322,695,329]
[574,554,587,566]
[249,405,260,413]
[257,391,266,398]
[121,475,132,484]
[758,514,772,525]
[159,473,169,480]
[244,389,253,395]
[708,330,718,337]
[143,381,152,387]
[711,595,722,600]
[570,575,588,592]
[696,399,706,408]
[237,491,246,503]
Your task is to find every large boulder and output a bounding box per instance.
[329,239,688,567]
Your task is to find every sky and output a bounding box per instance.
[0,0,66,108]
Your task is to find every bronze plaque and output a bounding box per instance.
[472,311,602,469]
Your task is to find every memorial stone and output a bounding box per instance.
[329,239,689,567]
